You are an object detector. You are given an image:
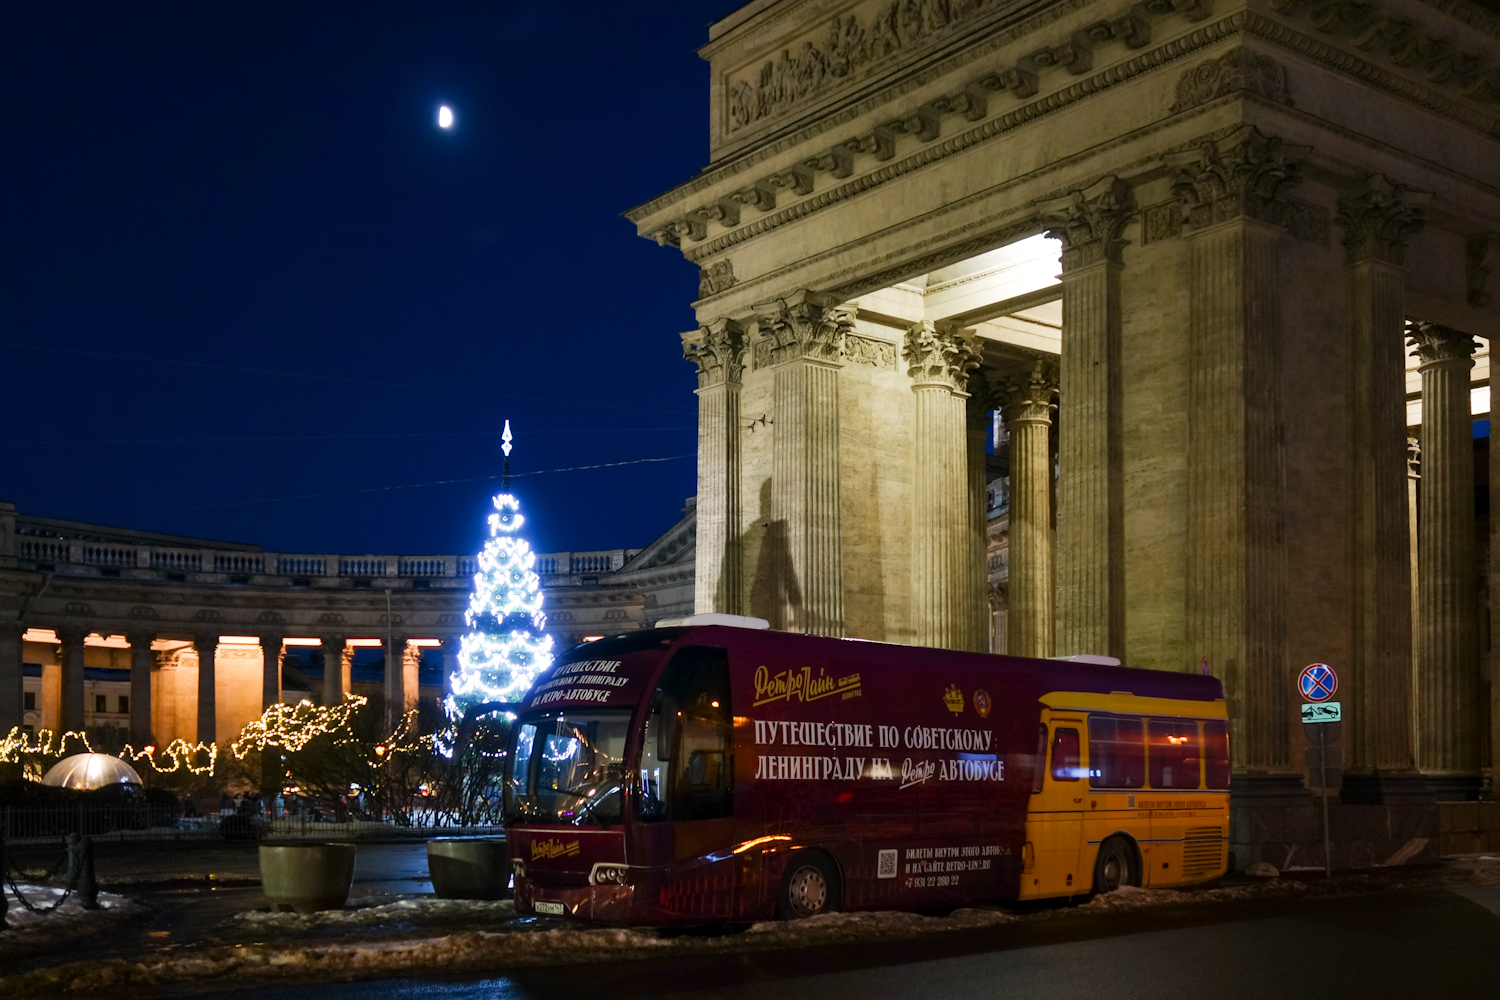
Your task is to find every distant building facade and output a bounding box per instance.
[0,499,695,746]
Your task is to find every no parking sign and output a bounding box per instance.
[1298,663,1338,703]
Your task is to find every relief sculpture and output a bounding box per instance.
[727,0,996,134]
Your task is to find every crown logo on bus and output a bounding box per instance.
[944,685,965,715]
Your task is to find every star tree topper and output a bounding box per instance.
[447,421,555,711]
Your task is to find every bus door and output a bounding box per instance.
[1020,713,1087,899]
[636,645,739,919]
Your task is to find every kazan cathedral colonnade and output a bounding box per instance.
[626,0,1500,836]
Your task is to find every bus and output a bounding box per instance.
[503,616,1230,925]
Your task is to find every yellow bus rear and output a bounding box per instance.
[1020,691,1231,899]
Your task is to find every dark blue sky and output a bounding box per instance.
[2,2,737,557]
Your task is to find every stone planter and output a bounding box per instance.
[259,843,357,913]
[427,838,510,900]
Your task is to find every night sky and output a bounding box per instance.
[2,2,738,558]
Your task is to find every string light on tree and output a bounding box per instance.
[448,420,554,713]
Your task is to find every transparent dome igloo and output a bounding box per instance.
[41,753,143,790]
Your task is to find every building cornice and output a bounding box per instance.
[638,1,1500,283]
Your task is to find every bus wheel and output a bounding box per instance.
[1093,837,1139,894]
[777,853,841,920]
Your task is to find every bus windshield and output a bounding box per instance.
[505,709,632,827]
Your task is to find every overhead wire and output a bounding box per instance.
[0,341,698,416]
[193,453,694,510]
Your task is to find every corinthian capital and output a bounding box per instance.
[1406,321,1476,367]
[1168,126,1309,232]
[1336,175,1430,266]
[1039,176,1135,270]
[903,322,981,391]
[754,290,855,367]
[682,318,746,389]
[993,360,1059,425]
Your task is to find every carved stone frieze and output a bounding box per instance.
[1038,176,1134,270]
[128,605,159,620]
[903,322,981,390]
[726,0,1004,136]
[754,293,856,368]
[683,319,747,389]
[1169,46,1293,112]
[657,0,1230,250]
[1407,321,1477,365]
[1142,193,1328,244]
[1336,174,1431,266]
[1467,233,1500,306]
[698,260,736,298]
[1167,126,1310,232]
[844,333,899,370]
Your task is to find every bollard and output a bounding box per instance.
[64,832,80,888]
[76,836,98,910]
[1,833,8,931]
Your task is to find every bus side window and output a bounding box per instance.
[1147,718,1200,789]
[1051,727,1081,782]
[1203,720,1231,789]
[644,646,734,822]
[1088,716,1144,788]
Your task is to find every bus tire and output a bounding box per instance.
[1092,836,1139,895]
[776,851,841,920]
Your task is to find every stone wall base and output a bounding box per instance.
[1438,801,1500,855]
[1230,776,1439,871]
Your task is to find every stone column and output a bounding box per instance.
[321,636,346,706]
[1169,127,1302,774]
[1337,175,1429,796]
[1408,439,1421,679]
[260,635,283,710]
[59,625,86,733]
[1040,177,1132,660]
[0,623,21,733]
[126,631,155,745]
[384,634,408,719]
[401,642,421,716]
[685,319,746,615]
[995,361,1058,658]
[193,634,217,745]
[905,321,982,650]
[1408,321,1480,797]
[967,381,998,653]
[758,291,852,636]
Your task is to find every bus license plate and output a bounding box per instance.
[535,901,566,915]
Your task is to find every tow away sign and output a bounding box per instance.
[1301,701,1342,723]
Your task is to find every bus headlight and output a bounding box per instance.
[512,859,527,880]
[589,863,629,886]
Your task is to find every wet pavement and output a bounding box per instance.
[172,882,1500,1000]
[5,838,433,971]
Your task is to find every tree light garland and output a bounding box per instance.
[447,429,554,713]
[230,695,369,758]
[0,727,218,777]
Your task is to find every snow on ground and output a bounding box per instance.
[5,865,1499,999]
[2,883,142,931]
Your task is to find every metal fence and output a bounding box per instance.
[0,804,503,844]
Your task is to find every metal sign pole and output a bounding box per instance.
[1320,736,1331,879]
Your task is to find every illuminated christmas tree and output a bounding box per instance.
[447,422,554,713]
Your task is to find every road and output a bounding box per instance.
[173,882,1500,1000]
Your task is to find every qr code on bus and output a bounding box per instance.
[877,849,898,879]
